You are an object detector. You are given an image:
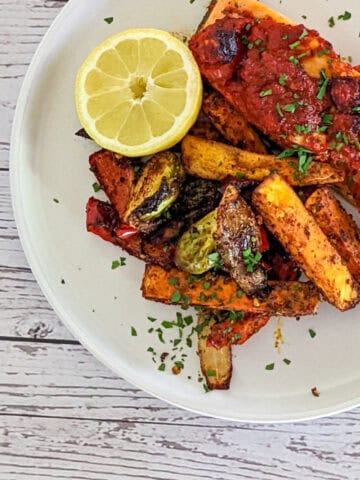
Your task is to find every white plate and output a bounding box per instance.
[10,0,360,423]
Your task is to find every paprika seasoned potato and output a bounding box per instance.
[305,187,360,282]
[253,174,360,311]
[141,264,320,316]
[203,91,267,152]
[197,311,232,390]
[181,135,344,187]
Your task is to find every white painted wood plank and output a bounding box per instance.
[0,0,75,339]
[0,1,68,169]
[1,409,360,479]
[0,170,74,340]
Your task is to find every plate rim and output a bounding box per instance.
[9,0,360,423]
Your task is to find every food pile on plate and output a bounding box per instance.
[75,0,360,390]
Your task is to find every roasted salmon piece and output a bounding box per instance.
[189,0,360,202]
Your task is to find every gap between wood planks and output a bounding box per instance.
[0,335,79,345]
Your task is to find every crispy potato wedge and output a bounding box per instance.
[203,91,267,153]
[189,115,222,141]
[181,135,344,187]
[305,187,360,282]
[197,311,232,390]
[253,174,360,311]
[141,265,320,316]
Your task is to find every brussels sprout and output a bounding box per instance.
[125,151,185,232]
[175,209,218,274]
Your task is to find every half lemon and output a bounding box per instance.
[75,28,203,157]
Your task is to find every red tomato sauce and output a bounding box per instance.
[189,11,360,169]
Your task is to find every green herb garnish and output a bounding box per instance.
[309,328,317,338]
[338,11,351,21]
[328,16,335,28]
[242,248,262,272]
[317,69,329,100]
[92,182,102,192]
[278,73,287,86]
[259,89,273,97]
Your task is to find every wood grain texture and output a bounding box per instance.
[1,1,360,479]
[0,339,360,480]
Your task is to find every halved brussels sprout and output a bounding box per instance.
[125,151,185,231]
[175,209,218,274]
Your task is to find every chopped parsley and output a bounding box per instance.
[289,55,300,66]
[309,328,317,338]
[265,363,275,371]
[328,16,335,28]
[170,290,182,303]
[317,48,331,57]
[283,101,303,113]
[259,89,273,97]
[92,182,102,192]
[208,251,222,270]
[294,124,311,134]
[131,326,137,336]
[168,277,179,286]
[353,106,360,114]
[104,17,114,24]
[203,383,210,393]
[276,102,284,118]
[158,363,166,371]
[283,358,291,365]
[111,257,126,269]
[289,40,301,50]
[242,248,262,273]
[53,198,59,203]
[206,370,216,377]
[338,11,351,21]
[278,73,287,86]
[316,69,329,100]
[277,145,313,174]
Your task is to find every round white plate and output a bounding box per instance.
[10,0,360,423]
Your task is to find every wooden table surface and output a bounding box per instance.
[2,1,360,479]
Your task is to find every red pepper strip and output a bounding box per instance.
[259,227,270,252]
[115,224,138,239]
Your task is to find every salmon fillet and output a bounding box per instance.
[189,0,360,203]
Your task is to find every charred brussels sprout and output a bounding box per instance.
[125,151,185,232]
[175,209,218,274]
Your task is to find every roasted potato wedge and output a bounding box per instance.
[141,265,320,316]
[253,174,359,311]
[189,115,222,141]
[306,187,360,282]
[197,311,232,390]
[181,135,344,187]
[203,91,267,152]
